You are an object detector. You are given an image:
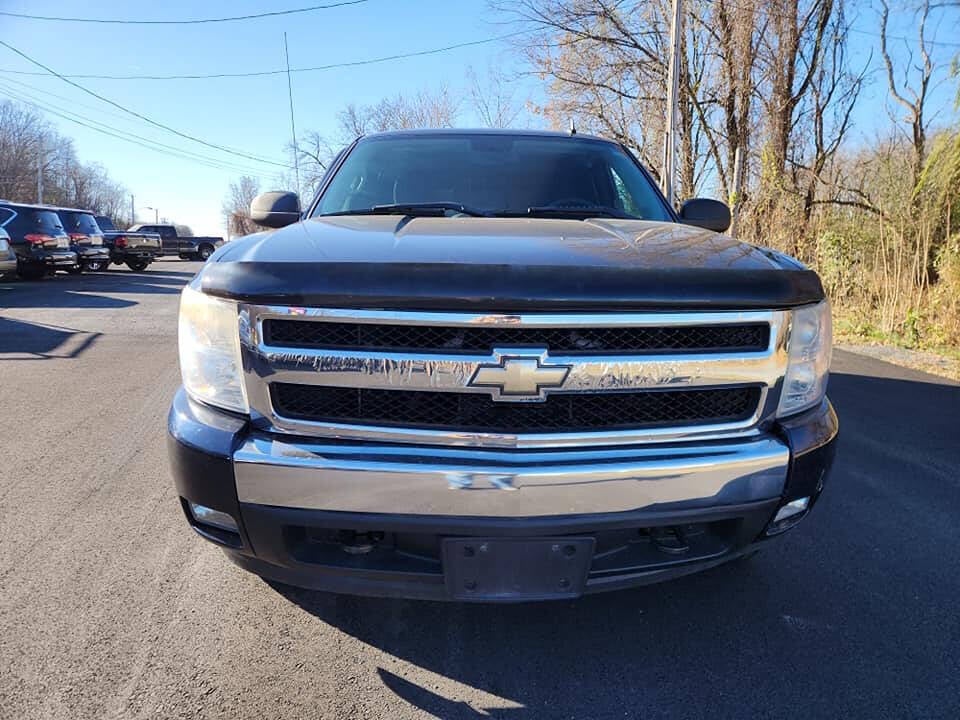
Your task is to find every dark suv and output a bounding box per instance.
[0,201,77,279]
[57,209,111,273]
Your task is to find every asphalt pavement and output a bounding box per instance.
[1,260,958,719]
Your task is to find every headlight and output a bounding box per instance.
[178,285,248,413]
[777,300,832,417]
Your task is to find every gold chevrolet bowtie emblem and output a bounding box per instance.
[468,349,571,402]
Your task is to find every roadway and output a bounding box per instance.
[1,261,957,719]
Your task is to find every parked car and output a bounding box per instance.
[168,129,837,602]
[127,223,223,260]
[56,208,111,273]
[0,225,17,279]
[95,216,162,271]
[0,200,77,279]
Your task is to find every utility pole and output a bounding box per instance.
[284,32,301,198]
[130,194,135,225]
[36,138,43,204]
[661,0,682,207]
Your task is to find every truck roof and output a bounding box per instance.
[0,199,96,214]
[359,128,614,144]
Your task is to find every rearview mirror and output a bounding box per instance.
[250,191,301,229]
[678,198,731,233]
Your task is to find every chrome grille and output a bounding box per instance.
[263,319,769,355]
[271,384,762,433]
[240,306,790,448]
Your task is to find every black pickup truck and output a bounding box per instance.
[168,129,838,602]
[128,223,223,260]
[95,216,161,271]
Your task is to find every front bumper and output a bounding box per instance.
[168,388,838,600]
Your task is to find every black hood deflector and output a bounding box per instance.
[201,261,824,311]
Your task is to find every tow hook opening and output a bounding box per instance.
[648,526,691,555]
[338,530,386,555]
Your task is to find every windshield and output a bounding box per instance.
[314,135,673,220]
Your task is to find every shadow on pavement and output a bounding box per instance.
[0,268,192,309]
[269,369,960,718]
[0,317,100,359]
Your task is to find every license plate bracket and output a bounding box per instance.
[442,537,595,601]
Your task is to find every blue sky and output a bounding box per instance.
[0,0,956,236]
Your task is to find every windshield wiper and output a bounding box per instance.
[320,202,490,218]
[520,205,633,219]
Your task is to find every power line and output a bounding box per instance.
[0,81,281,177]
[0,31,530,81]
[0,82,278,175]
[0,73,157,126]
[0,1,370,25]
[0,73,281,175]
[0,39,291,169]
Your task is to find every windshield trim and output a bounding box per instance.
[305,133,678,222]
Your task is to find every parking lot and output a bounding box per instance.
[1,260,958,719]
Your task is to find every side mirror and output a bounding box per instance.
[679,198,731,233]
[250,191,301,229]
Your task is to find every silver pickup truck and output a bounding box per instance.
[168,129,837,602]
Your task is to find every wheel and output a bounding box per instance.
[87,260,109,272]
[16,262,45,281]
[66,265,83,275]
[198,244,214,260]
[126,260,149,272]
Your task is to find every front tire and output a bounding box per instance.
[87,260,109,272]
[66,265,83,275]
[197,244,214,260]
[126,260,149,272]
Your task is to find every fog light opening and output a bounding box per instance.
[766,496,811,536]
[188,501,239,533]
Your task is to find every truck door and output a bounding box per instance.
[157,226,177,254]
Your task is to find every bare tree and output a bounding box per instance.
[293,130,336,197]
[499,1,672,173]
[879,0,934,187]
[758,0,835,186]
[468,66,523,129]
[222,176,262,238]
[337,87,460,139]
[0,99,128,213]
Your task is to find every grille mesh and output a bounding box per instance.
[263,320,769,355]
[271,384,761,433]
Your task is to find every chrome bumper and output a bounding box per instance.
[234,433,789,517]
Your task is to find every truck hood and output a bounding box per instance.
[201,216,823,311]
